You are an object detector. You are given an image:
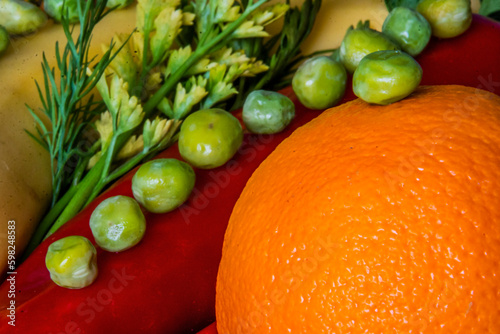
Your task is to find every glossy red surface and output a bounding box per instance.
[197,322,217,334]
[418,15,500,91]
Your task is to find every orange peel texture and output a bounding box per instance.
[216,85,500,333]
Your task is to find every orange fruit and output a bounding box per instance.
[216,85,500,333]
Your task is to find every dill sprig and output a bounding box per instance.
[26,0,123,205]
[23,0,130,258]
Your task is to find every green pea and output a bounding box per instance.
[178,108,243,169]
[417,0,472,38]
[242,90,295,134]
[0,0,48,35]
[43,0,80,23]
[89,196,146,252]
[132,159,196,214]
[292,56,347,110]
[340,21,400,73]
[382,7,432,56]
[353,50,422,105]
[45,235,98,289]
[0,26,8,56]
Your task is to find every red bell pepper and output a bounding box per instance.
[197,322,218,334]
[1,14,500,334]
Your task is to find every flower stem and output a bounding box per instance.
[44,157,106,237]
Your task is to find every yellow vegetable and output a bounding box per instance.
[0,7,136,275]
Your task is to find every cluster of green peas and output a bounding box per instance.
[45,89,296,289]
[292,0,472,107]
[45,155,200,289]
[44,0,472,289]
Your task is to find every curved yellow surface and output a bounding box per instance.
[0,7,137,275]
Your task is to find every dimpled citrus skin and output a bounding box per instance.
[216,85,500,333]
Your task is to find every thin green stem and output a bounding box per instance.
[21,180,80,260]
[45,157,106,237]
[136,15,154,96]
[84,136,124,205]
[87,148,150,205]
[100,134,120,182]
[106,150,148,183]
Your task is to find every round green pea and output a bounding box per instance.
[89,196,146,252]
[353,50,422,105]
[417,0,472,38]
[340,22,400,73]
[43,0,80,23]
[292,56,347,110]
[178,109,243,169]
[132,158,195,214]
[382,7,432,56]
[242,90,295,134]
[0,0,48,35]
[45,235,98,289]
